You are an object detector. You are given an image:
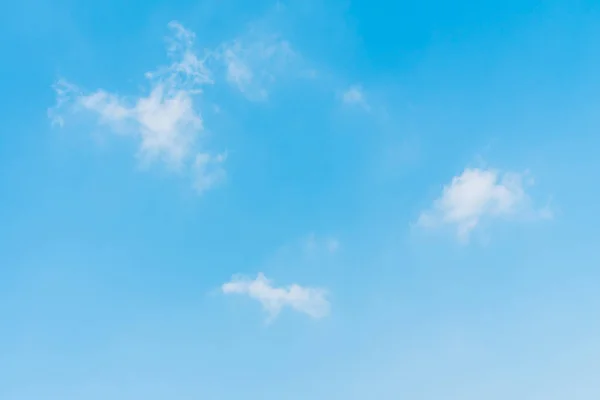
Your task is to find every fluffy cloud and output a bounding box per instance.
[222,273,330,321]
[48,21,301,192]
[341,84,369,110]
[417,167,551,242]
[49,21,222,193]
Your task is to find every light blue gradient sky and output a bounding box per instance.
[2,0,600,399]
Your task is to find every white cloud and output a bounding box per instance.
[48,79,80,127]
[158,21,214,90]
[222,273,330,321]
[48,21,225,192]
[341,85,369,110]
[48,20,307,191]
[417,167,550,242]
[219,34,296,101]
[222,41,261,99]
[75,85,202,168]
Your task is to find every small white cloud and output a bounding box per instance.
[48,21,225,192]
[417,167,550,242]
[218,35,296,101]
[222,273,330,321]
[159,21,214,89]
[341,85,369,110]
[48,79,80,127]
[222,41,263,100]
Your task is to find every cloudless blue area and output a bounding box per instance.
[1,0,600,399]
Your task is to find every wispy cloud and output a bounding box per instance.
[48,79,79,128]
[341,84,369,110]
[49,21,223,193]
[417,167,551,242]
[218,34,296,101]
[222,273,330,321]
[192,151,227,195]
[48,20,305,193]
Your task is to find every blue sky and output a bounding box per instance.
[2,0,600,398]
